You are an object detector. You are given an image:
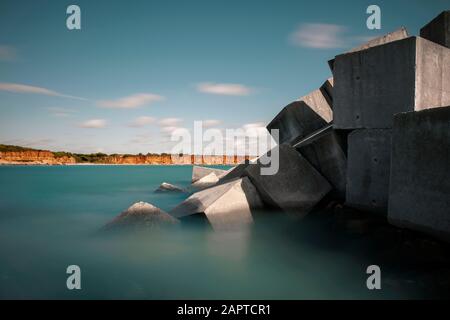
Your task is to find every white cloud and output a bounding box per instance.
[196,82,252,96]
[97,93,164,109]
[289,23,348,49]
[0,82,86,100]
[129,116,156,127]
[79,119,107,129]
[47,107,76,117]
[203,119,222,128]
[158,118,183,126]
[0,45,17,61]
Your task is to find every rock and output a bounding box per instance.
[295,125,347,199]
[333,36,450,129]
[103,201,179,231]
[191,165,227,183]
[245,144,331,217]
[155,182,185,193]
[328,27,409,70]
[346,129,392,214]
[171,177,264,230]
[388,107,450,243]
[266,79,333,145]
[420,11,450,49]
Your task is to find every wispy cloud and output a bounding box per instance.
[128,116,156,127]
[0,82,86,100]
[203,119,222,128]
[289,23,348,49]
[79,119,107,129]
[97,93,164,109]
[0,45,17,61]
[47,107,76,118]
[196,82,252,96]
[158,118,183,127]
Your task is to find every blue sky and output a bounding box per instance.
[0,0,448,154]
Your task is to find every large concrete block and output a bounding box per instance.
[388,107,450,242]
[420,11,450,49]
[266,78,333,145]
[191,165,226,183]
[245,144,331,216]
[295,126,347,199]
[333,36,450,129]
[346,129,392,214]
[218,160,250,184]
[328,27,409,71]
[171,177,263,230]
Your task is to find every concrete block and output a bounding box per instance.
[388,107,450,242]
[295,126,347,199]
[155,182,185,193]
[218,161,250,184]
[420,11,450,49]
[346,129,392,213]
[266,79,333,145]
[328,28,409,71]
[191,165,227,183]
[191,172,220,189]
[245,144,331,216]
[333,36,450,129]
[103,202,179,231]
[171,177,263,230]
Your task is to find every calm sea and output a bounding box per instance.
[0,165,419,299]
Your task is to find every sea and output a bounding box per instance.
[0,165,422,299]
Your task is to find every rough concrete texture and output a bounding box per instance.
[334,36,450,129]
[328,28,409,70]
[295,126,347,199]
[245,144,331,216]
[346,129,392,214]
[388,107,450,242]
[420,11,450,49]
[171,177,263,230]
[191,165,227,183]
[266,78,333,145]
[103,202,179,231]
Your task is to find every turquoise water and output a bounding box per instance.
[0,165,419,299]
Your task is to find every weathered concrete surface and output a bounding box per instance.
[328,28,409,70]
[346,129,392,214]
[192,165,227,183]
[388,107,450,242]
[191,172,220,189]
[333,36,450,129]
[155,182,185,193]
[171,177,263,230]
[420,11,450,49]
[295,126,347,199]
[266,79,333,145]
[245,144,331,216]
[103,202,179,231]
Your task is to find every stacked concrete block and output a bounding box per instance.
[346,129,392,213]
[420,11,450,49]
[333,36,450,129]
[171,177,263,231]
[388,107,450,242]
[328,27,409,71]
[191,165,227,183]
[294,126,347,199]
[266,78,333,145]
[245,144,331,217]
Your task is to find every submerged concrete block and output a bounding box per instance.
[155,182,185,193]
[103,202,179,231]
[245,144,331,216]
[328,27,409,71]
[191,165,227,183]
[388,107,450,242]
[171,177,263,230]
[420,11,450,49]
[333,36,450,129]
[346,129,392,213]
[295,126,347,199]
[266,79,333,145]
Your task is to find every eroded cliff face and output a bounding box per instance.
[0,151,77,165]
[0,151,250,165]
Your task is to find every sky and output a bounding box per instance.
[0,0,448,154]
